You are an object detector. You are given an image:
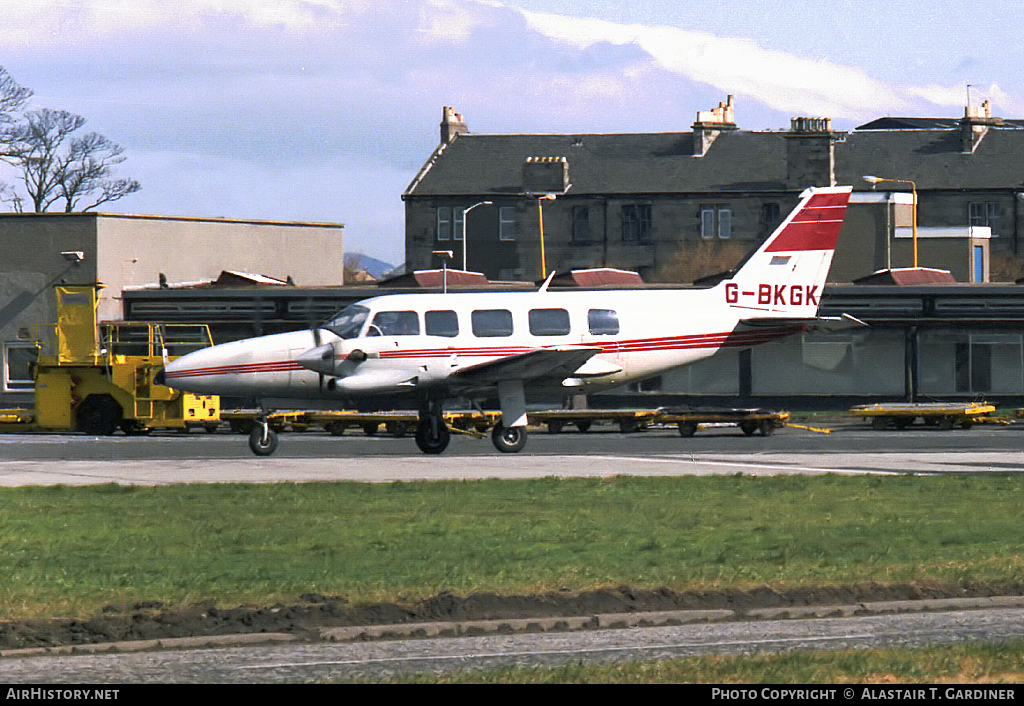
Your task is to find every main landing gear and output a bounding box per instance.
[413,398,528,455]
[491,422,527,453]
[415,399,450,454]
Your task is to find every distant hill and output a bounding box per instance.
[348,253,397,280]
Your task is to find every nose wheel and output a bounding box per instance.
[248,417,279,456]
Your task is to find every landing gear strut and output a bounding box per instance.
[415,399,450,454]
[248,413,279,456]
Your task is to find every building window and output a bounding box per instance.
[969,202,1000,236]
[701,206,731,239]
[437,207,452,241]
[572,206,591,244]
[621,204,652,242]
[4,342,36,392]
[453,208,465,241]
[499,207,516,241]
[955,341,992,393]
[760,203,781,239]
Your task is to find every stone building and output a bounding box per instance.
[403,100,1023,284]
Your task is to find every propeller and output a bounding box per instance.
[312,326,326,392]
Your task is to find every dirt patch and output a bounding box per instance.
[2,581,1021,651]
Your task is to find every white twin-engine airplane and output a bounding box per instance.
[160,185,853,456]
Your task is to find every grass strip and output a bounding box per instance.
[1,474,1022,617]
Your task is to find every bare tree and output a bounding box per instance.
[59,132,141,212]
[0,66,33,203]
[1,108,140,212]
[0,65,32,125]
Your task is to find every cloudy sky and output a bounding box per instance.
[3,0,1021,268]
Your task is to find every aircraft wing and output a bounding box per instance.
[740,313,867,333]
[452,345,603,387]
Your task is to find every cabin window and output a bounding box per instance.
[472,309,514,337]
[588,309,619,335]
[529,308,570,336]
[425,310,459,337]
[368,311,420,336]
[324,304,369,339]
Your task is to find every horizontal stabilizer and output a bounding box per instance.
[740,313,867,333]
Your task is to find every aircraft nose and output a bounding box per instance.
[158,350,208,392]
[296,342,335,376]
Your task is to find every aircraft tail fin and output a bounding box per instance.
[722,186,852,318]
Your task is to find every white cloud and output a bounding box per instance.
[505,4,907,121]
[4,0,1021,266]
[907,82,1011,111]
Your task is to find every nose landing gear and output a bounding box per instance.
[248,414,279,456]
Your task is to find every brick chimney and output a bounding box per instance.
[692,95,738,157]
[440,106,468,144]
[960,100,1000,154]
[522,157,569,194]
[785,117,837,187]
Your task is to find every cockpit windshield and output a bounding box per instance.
[324,304,370,339]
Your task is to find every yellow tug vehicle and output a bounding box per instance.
[4,285,219,435]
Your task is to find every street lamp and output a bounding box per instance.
[536,194,557,279]
[459,201,492,272]
[864,175,918,268]
[432,250,453,293]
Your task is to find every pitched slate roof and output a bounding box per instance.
[405,122,1024,197]
[836,128,1024,190]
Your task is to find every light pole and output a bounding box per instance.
[432,250,453,293]
[864,175,918,268]
[459,201,492,272]
[536,194,556,279]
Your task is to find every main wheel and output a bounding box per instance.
[491,423,527,453]
[415,418,451,454]
[76,395,123,436]
[248,425,279,456]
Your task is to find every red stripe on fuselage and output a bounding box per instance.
[163,327,801,380]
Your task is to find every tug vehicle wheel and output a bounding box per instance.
[76,395,122,436]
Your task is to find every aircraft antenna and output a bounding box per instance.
[538,270,557,293]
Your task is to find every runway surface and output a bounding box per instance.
[1,422,1021,486]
